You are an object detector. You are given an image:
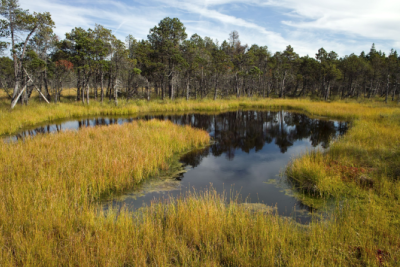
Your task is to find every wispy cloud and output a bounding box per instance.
[16,0,400,57]
[263,0,400,41]
[19,0,166,40]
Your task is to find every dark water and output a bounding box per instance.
[7,110,348,223]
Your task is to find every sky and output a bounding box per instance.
[19,0,400,57]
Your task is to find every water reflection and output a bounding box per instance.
[7,110,348,223]
[105,111,346,223]
[163,111,348,163]
[9,110,348,156]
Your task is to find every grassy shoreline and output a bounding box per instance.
[0,120,211,266]
[1,98,400,266]
[1,97,398,136]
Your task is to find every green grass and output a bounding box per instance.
[0,97,400,266]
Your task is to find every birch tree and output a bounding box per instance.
[0,0,54,107]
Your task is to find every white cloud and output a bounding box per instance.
[19,0,166,41]
[263,0,400,42]
[154,0,294,51]
[16,0,400,56]
[152,0,399,55]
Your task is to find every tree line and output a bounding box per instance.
[1,0,399,108]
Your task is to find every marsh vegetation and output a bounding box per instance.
[8,110,348,222]
[0,97,399,266]
[0,1,399,265]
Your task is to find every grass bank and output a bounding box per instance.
[1,97,399,136]
[1,98,400,266]
[283,100,400,266]
[0,120,210,266]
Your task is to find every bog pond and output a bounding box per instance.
[8,110,348,223]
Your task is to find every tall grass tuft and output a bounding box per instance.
[1,97,400,265]
[286,150,345,196]
[2,97,399,136]
[0,120,209,266]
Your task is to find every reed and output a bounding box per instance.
[286,113,400,196]
[0,120,210,266]
[1,97,399,136]
[283,100,400,266]
[1,97,400,266]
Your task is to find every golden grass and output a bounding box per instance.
[283,100,400,265]
[0,90,7,99]
[286,113,400,195]
[0,120,210,266]
[1,97,399,136]
[1,97,400,266]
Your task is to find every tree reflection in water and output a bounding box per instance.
[157,110,348,166]
[9,111,348,223]
[10,111,348,151]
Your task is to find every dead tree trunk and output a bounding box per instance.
[385,75,389,104]
[86,83,90,105]
[146,79,150,101]
[114,78,119,106]
[214,74,218,100]
[186,74,190,101]
[100,70,104,103]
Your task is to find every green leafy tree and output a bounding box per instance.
[0,0,54,107]
[61,27,95,103]
[190,34,211,99]
[93,24,112,102]
[28,26,58,99]
[385,49,399,102]
[181,38,201,100]
[148,17,187,100]
[211,47,232,100]
[228,31,248,98]
[297,56,318,96]
[0,56,14,98]
[316,48,341,100]
[248,44,270,97]
[273,45,299,98]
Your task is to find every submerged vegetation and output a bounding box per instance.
[0,98,399,266]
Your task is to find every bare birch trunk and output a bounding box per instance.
[114,78,118,106]
[146,79,150,101]
[280,71,286,98]
[10,84,27,109]
[86,83,90,105]
[100,71,104,103]
[186,75,190,101]
[170,78,175,100]
[214,75,218,100]
[81,78,85,105]
[385,75,389,104]
[235,73,240,98]
[325,81,331,101]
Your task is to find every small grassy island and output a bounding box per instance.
[0,1,399,265]
[0,97,399,266]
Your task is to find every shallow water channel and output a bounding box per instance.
[8,110,348,223]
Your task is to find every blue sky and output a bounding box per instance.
[19,0,400,57]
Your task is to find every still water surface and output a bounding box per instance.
[8,110,348,223]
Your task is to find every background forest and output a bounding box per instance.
[1,0,400,108]
[1,2,400,266]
